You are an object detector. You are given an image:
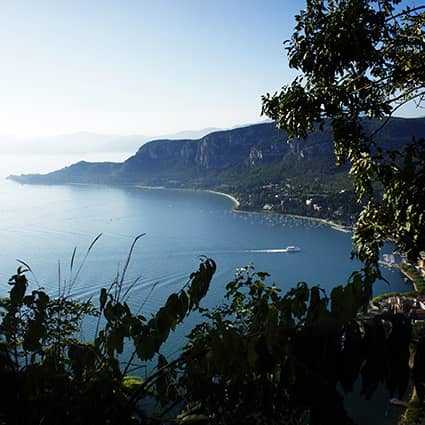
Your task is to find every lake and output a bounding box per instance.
[0,153,409,332]
[0,153,409,424]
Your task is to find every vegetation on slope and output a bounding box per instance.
[1,0,424,424]
[10,117,425,226]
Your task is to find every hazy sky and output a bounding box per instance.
[0,0,421,138]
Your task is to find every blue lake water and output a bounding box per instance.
[0,173,409,339]
[0,154,409,424]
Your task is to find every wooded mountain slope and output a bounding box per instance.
[9,117,425,190]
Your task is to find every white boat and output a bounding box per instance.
[246,246,301,254]
[285,246,301,253]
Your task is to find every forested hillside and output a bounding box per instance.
[9,117,425,224]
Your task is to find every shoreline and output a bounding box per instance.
[19,180,352,234]
[203,189,352,233]
[131,185,242,209]
[279,213,352,233]
[203,189,241,208]
[109,183,355,234]
[230,202,352,234]
[206,189,353,233]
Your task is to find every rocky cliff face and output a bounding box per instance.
[8,118,425,186]
[123,123,287,176]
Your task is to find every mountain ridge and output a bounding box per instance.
[8,117,425,224]
[9,117,425,185]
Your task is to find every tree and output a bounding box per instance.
[178,267,411,425]
[173,1,425,423]
[262,0,425,276]
[0,243,217,425]
[1,2,425,424]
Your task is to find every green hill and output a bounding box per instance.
[9,117,425,224]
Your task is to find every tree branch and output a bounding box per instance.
[385,5,425,23]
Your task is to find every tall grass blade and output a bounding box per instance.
[70,246,77,273]
[136,280,159,314]
[118,233,145,300]
[122,275,142,301]
[87,233,103,255]
[68,233,102,295]
[58,260,61,297]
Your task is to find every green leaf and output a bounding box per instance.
[100,287,107,310]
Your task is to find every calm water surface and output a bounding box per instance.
[0,154,409,346]
[0,173,408,334]
[0,154,409,424]
[0,180,407,290]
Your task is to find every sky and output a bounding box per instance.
[0,0,422,138]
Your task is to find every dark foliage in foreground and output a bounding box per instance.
[1,258,425,425]
[2,0,425,423]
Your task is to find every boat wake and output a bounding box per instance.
[246,246,301,254]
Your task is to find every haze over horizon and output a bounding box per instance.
[0,125,229,155]
[0,0,422,141]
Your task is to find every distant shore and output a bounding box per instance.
[9,177,351,234]
[131,185,241,209]
[71,182,352,234]
[205,190,352,234]
[204,190,241,208]
[283,214,352,233]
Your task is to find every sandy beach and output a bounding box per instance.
[131,184,351,234]
[204,190,241,208]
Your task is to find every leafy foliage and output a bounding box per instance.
[1,1,425,424]
[262,0,425,270]
[0,259,420,425]
[0,249,216,425]
[176,267,411,424]
[259,0,425,421]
